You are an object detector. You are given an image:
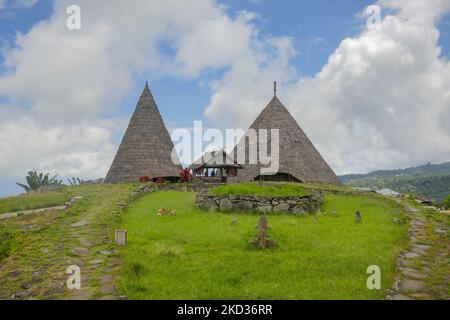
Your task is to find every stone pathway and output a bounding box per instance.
[0,184,138,300]
[387,203,449,300]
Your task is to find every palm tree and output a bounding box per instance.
[16,170,62,193]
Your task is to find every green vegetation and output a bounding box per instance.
[341,162,450,201]
[0,191,70,214]
[16,170,63,193]
[0,225,17,263]
[0,184,136,299]
[436,195,450,210]
[211,183,311,197]
[118,190,408,300]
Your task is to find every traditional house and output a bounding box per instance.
[189,150,242,183]
[105,83,182,183]
[232,83,341,185]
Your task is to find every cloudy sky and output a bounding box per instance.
[0,0,450,196]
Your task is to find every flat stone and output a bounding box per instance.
[401,252,421,259]
[219,198,233,211]
[391,293,414,300]
[99,250,114,256]
[79,239,93,247]
[67,291,92,300]
[100,284,117,294]
[402,271,428,280]
[88,259,104,265]
[398,280,426,293]
[100,275,114,284]
[412,244,431,250]
[43,288,65,297]
[72,247,90,256]
[273,203,291,214]
[70,220,89,228]
[11,291,31,299]
[256,206,272,214]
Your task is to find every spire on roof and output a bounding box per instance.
[274,81,277,97]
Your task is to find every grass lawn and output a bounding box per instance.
[118,190,408,300]
[211,183,311,197]
[0,190,70,214]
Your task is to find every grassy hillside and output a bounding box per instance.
[0,190,71,214]
[118,190,408,300]
[341,162,450,200]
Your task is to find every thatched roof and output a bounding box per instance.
[105,83,182,183]
[189,149,242,171]
[233,95,341,185]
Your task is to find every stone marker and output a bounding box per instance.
[355,211,362,223]
[249,216,277,249]
[115,230,127,246]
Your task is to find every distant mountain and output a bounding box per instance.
[340,162,450,201]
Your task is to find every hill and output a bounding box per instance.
[341,162,450,200]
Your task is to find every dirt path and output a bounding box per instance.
[0,184,137,300]
[387,202,449,300]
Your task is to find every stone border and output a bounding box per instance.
[195,191,323,214]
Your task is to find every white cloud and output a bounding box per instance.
[1,0,450,190]
[0,0,285,182]
[0,114,122,178]
[204,0,450,174]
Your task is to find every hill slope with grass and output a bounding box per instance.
[341,162,450,200]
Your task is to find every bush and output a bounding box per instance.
[0,226,16,263]
[442,195,450,209]
[180,169,193,183]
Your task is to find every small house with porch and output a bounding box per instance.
[189,150,242,183]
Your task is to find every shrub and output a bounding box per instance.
[16,170,62,193]
[180,169,193,183]
[139,176,151,183]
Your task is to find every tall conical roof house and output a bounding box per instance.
[233,84,341,185]
[105,83,182,183]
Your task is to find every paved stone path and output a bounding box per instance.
[387,203,449,300]
[0,185,137,300]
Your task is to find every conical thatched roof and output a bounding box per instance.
[105,83,182,183]
[233,95,341,185]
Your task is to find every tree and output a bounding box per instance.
[16,170,62,193]
[443,195,450,210]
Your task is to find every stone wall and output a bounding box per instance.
[196,191,323,215]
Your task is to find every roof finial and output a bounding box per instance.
[274,81,277,97]
[145,81,149,87]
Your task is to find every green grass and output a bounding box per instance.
[0,190,70,214]
[0,224,17,263]
[211,183,311,197]
[118,190,408,300]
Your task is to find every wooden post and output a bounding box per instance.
[115,230,127,246]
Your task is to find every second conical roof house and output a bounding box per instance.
[105,83,182,183]
[234,93,341,185]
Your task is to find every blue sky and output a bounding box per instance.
[1,0,450,197]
